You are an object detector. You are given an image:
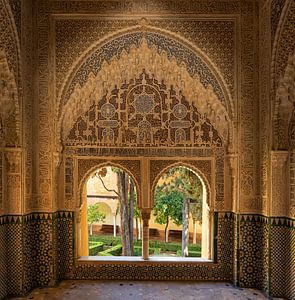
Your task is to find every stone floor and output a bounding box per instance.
[11,280,270,300]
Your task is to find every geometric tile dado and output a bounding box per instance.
[1,0,295,299]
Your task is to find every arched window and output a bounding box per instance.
[151,165,211,259]
[79,166,142,257]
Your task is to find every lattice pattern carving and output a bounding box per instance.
[4,150,22,214]
[61,38,229,147]
[66,70,223,149]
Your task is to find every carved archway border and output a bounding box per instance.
[78,159,141,209]
[271,0,295,149]
[271,0,293,85]
[0,50,20,145]
[1,0,21,147]
[1,0,21,78]
[150,161,212,209]
[57,22,234,148]
[58,22,233,115]
[273,51,295,149]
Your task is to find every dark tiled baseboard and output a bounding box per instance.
[0,212,294,299]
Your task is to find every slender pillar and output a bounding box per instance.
[182,198,189,257]
[138,219,142,240]
[227,153,238,212]
[113,214,117,237]
[141,209,150,260]
[193,219,197,244]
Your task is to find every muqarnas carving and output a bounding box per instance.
[66,70,223,149]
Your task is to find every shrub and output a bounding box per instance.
[188,250,201,257]
[133,246,142,256]
[89,242,104,255]
[98,244,122,256]
[153,248,161,255]
[89,235,121,246]
[188,244,201,252]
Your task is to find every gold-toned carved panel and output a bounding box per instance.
[55,18,236,99]
[58,29,232,149]
[274,52,295,150]
[4,149,22,215]
[0,50,20,147]
[66,71,223,149]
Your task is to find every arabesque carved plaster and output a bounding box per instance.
[59,37,231,149]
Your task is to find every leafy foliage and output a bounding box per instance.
[87,203,106,225]
[153,166,203,225]
[153,190,183,226]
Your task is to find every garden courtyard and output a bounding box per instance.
[89,235,201,258]
[83,165,207,259]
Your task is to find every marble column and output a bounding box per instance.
[141,209,151,260]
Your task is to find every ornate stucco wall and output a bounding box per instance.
[0,0,294,299]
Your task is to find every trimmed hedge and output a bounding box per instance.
[188,250,201,257]
[89,242,104,255]
[188,244,201,252]
[134,246,161,256]
[133,246,142,256]
[149,240,201,253]
[89,235,201,256]
[98,244,122,256]
[89,235,121,246]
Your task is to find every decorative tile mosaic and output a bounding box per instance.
[286,226,295,299]
[238,215,268,290]
[55,211,74,279]
[0,212,294,299]
[0,216,23,298]
[5,216,23,296]
[270,218,295,299]
[0,218,7,300]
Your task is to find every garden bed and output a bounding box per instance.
[88,235,201,257]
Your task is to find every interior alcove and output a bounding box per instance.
[55,25,233,280]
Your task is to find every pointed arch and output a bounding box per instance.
[57,23,234,150]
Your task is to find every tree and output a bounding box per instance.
[87,203,106,236]
[190,199,203,244]
[94,167,136,256]
[153,167,202,255]
[153,190,183,242]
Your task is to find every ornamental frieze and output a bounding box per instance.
[66,71,223,149]
[60,37,230,148]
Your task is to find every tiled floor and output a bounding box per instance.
[12,281,269,300]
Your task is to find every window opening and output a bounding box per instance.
[83,166,141,257]
[150,166,209,258]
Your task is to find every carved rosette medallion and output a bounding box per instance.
[66,71,223,149]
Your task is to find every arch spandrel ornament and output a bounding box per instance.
[66,70,224,149]
[57,23,234,151]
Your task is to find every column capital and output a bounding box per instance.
[141,208,151,220]
[226,153,238,172]
[4,148,22,173]
[271,150,289,167]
